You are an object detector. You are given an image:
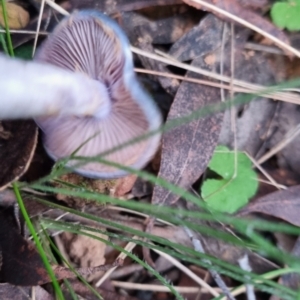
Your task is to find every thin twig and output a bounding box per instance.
[230,24,238,180]
[45,0,69,16]
[0,29,48,35]
[220,22,227,103]
[152,248,219,297]
[248,154,287,190]
[95,237,139,287]
[112,281,226,293]
[132,47,300,105]
[238,254,256,300]
[183,226,236,300]
[135,68,300,104]
[257,124,300,165]
[32,0,46,57]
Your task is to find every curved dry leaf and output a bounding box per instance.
[169,14,223,62]
[0,3,29,29]
[56,231,108,281]
[134,27,180,95]
[0,210,48,286]
[152,15,224,206]
[121,11,198,45]
[237,185,300,227]
[280,236,300,289]
[0,121,38,191]
[0,284,53,300]
[0,284,31,300]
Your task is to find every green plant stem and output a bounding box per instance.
[0,27,8,54]
[0,0,14,56]
[50,224,185,300]
[12,183,64,300]
[43,218,296,299]
[43,227,103,300]
[214,267,300,300]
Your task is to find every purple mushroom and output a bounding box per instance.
[33,10,162,178]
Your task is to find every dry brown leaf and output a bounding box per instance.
[0,3,29,29]
[0,121,37,191]
[237,185,300,227]
[182,0,291,54]
[152,14,224,206]
[57,231,108,281]
[0,210,49,286]
[0,284,53,300]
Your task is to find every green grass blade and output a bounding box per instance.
[12,183,64,300]
[0,0,14,56]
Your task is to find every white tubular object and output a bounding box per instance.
[0,54,111,119]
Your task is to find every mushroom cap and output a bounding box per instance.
[34,10,162,178]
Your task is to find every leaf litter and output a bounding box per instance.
[1,0,300,299]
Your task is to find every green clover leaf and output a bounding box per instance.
[271,0,300,31]
[201,146,258,214]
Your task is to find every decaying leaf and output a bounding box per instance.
[0,3,29,29]
[280,236,300,289]
[237,185,300,227]
[182,0,291,54]
[0,210,48,286]
[56,230,108,281]
[266,103,300,176]
[169,14,223,62]
[121,10,198,45]
[0,121,38,191]
[134,27,180,95]
[218,49,278,157]
[152,14,224,206]
[0,284,53,300]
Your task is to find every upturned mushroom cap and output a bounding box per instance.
[34,10,162,178]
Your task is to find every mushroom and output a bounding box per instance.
[33,10,162,178]
[0,10,161,178]
[0,54,110,119]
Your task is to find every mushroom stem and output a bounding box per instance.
[0,54,111,120]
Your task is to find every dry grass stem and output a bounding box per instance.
[257,124,300,165]
[152,248,220,297]
[112,281,227,293]
[188,0,300,58]
[247,153,286,190]
[45,0,69,16]
[0,29,48,35]
[95,237,139,287]
[133,47,300,105]
[106,205,174,226]
[135,69,299,104]
[32,0,46,57]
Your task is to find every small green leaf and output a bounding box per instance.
[201,146,258,213]
[14,44,33,60]
[271,0,300,31]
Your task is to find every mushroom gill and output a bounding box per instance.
[34,10,162,178]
